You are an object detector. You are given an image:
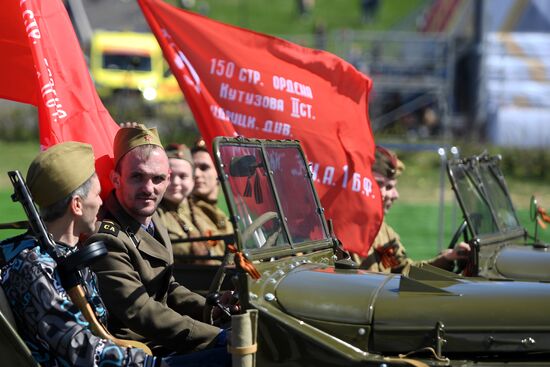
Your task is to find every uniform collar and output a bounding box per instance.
[192,195,218,206]
[159,198,179,212]
[102,192,173,264]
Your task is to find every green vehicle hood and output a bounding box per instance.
[275,265,389,324]
[275,263,550,354]
[494,245,550,281]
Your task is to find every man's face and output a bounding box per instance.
[78,174,102,235]
[375,173,399,214]
[164,158,194,205]
[192,150,218,200]
[112,147,170,224]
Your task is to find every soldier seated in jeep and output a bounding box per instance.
[350,145,470,274]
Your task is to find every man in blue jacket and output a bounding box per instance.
[0,142,160,367]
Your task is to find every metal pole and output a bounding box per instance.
[450,146,460,228]
[468,0,483,137]
[66,0,94,50]
[437,147,447,252]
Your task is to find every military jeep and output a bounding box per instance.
[447,153,550,281]
[211,137,550,367]
[2,140,550,366]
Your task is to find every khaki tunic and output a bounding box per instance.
[157,199,224,264]
[88,192,220,355]
[189,196,233,258]
[352,220,453,274]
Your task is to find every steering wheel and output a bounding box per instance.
[242,211,281,248]
[448,219,471,274]
[203,212,280,324]
[448,220,468,250]
[203,249,235,324]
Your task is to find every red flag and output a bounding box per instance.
[138,0,382,255]
[0,0,119,196]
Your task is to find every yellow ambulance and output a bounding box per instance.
[90,31,181,104]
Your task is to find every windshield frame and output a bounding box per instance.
[214,137,333,261]
[448,154,524,241]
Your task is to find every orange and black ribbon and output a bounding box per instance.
[375,243,400,269]
[205,230,218,247]
[228,243,261,280]
[537,206,550,229]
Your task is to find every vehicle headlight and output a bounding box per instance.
[142,87,157,101]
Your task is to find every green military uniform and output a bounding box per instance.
[352,220,453,274]
[158,142,230,264]
[189,196,233,258]
[157,198,226,264]
[88,193,221,354]
[157,198,198,245]
[189,137,233,259]
[351,145,454,274]
[191,197,232,235]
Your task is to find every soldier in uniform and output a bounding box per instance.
[157,143,223,265]
[87,125,230,366]
[0,142,159,366]
[351,145,470,274]
[189,139,233,257]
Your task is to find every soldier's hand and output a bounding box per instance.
[443,241,471,261]
[212,291,240,323]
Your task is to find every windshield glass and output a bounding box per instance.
[478,163,521,230]
[265,146,326,243]
[450,164,497,235]
[219,145,287,250]
[218,143,328,250]
[102,52,152,71]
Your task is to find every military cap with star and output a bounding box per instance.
[113,124,163,166]
[26,141,96,208]
[165,143,194,168]
[191,137,208,154]
[372,145,405,180]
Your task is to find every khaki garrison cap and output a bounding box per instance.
[373,145,405,180]
[26,142,95,208]
[191,137,208,154]
[113,124,163,166]
[165,143,194,168]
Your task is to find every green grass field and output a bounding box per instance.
[0,141,39,189]
[0,140,41,240]
[3,188,549,257]
[385,202,550,260]
[1,141,549,258]
[183,0,427,35]
[0,190,25,240]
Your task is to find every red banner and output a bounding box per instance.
[138,0,382,255]
[0,0,119,196]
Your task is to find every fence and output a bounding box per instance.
[284,30,458,140]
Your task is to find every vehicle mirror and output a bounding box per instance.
[530,195,538,222]
[230,155,259,177]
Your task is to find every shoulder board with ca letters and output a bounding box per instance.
[98,220,120,236]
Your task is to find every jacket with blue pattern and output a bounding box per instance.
[0,233,157,367]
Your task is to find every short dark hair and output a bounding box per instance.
[40,173,96,222]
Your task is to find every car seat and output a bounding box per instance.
[0,285,38,366]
